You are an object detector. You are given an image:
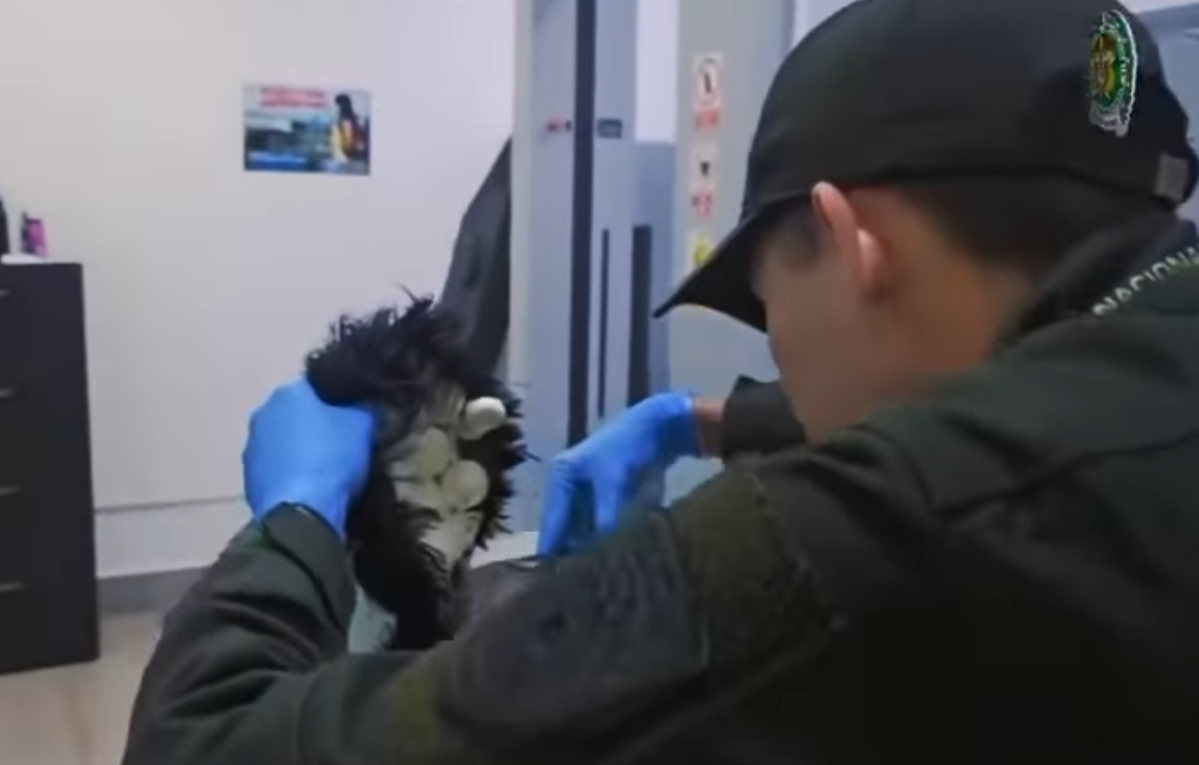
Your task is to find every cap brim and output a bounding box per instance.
[653,213,767,331]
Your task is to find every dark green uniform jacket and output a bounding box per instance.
[122,212,1199,764]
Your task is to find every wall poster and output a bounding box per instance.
[243,85,372,176]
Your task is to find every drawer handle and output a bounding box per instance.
[0,388,14,399]
[0,582,25,596]
[0,288,8,299]
[0,486,19,498]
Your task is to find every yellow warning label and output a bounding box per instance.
[690,231,714,269]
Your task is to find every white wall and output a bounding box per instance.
[0,0,514,577]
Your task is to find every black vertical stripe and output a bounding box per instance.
[567,0,597,446]
[628,225,653,406]
[597,228,610,420]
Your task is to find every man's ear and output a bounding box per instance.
[811,182,890,298]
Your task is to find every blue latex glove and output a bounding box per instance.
[537,392,699,556]
[243,379,376,539]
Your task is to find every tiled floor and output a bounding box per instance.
[0,615,156,765]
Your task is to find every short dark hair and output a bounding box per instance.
[776,175,1172,275]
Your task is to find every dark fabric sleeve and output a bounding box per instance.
[427,465,843,755]
[120,506,423,765]
[721,377,806,459]
[122,437,925,765]
[433,432,935,761]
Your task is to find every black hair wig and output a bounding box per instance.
[306,296,526,650]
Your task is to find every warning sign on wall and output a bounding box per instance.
[692,52,724,130]
[689,142,718,219]
[689,230,716,270]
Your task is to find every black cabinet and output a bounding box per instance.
[0,264,99,674]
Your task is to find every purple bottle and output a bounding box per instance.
[20,214,47,257]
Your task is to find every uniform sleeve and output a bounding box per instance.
[721,377,806,459]
[120,507,418,765]
[123,431,926,765]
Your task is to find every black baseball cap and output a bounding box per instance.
[655,0,1199,331]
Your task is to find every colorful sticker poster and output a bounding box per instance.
[689,142,718,219]
[243,85,372,176]
[693,52,724,130]
[689,230,715,269]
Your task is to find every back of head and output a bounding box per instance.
[876,175,1170,276]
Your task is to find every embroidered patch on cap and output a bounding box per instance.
[1088,9,1138,137]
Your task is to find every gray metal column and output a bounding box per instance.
[664,0,794,500]
[509,0,579,529]
[508,0,638,529]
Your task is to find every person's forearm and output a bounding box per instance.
[121,502,717,764]
[692,396,726,457]
[122,507,410,765]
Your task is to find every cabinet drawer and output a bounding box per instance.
[0,481,98,676]
[0,485,58,584]
[0,574,99,675]
[0,264,85,371]
[0,457,94,569]
[0,466,99,676]
[0,379,90,499]
[0,384,37,483]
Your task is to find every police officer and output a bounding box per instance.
[123,0,1199,762]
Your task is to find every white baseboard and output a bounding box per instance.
[94,497,540,613]
[95,498,249,579]
[95,498,540,580]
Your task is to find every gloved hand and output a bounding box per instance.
[537,392,699,556]
[243,378,376,539]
